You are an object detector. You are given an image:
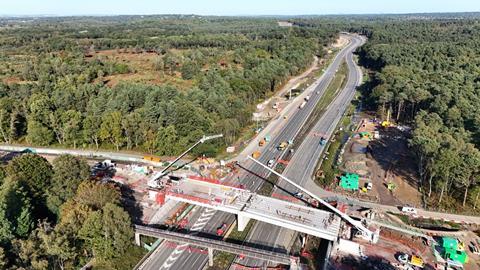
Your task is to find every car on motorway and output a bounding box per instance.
[258,138,266,146]
[267,159,275,167]
[216,223,227,236]
[299,101,307,109]
[277,141,288,151]
[320,137,327,145]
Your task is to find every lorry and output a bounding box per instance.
[278,142,288,151]
[299,101,307,109]
[217,223,228,236]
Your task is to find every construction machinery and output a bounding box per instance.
[148,134,223,188]
[248,156,380,243]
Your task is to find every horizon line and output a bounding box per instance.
[1,11,480,18]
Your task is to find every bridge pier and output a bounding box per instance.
[237,214,251,231]
[208,248,214,266]
[135,232,141,246]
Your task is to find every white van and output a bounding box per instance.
[401,206,418,215]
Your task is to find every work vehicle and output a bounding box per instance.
[299,101,307,109]
[320,137,327,145]
[397,253,424,268]
[305,95,310,101]
[366,182,373,190]
[267,159,275,167]
[217,223,227,236]
[469,241,480,255]
[278,142,288,151]
[401,206,418,215]
[259,139,266,146]
[397,253,408,264]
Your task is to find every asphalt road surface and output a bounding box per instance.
[138,34,363,270]
[230,35,366,268]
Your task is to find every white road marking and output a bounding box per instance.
[158,208,217,269]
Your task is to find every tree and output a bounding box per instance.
[26,119,54,145]
[74,181,121,211]
[458,144,480,207]
[0,247,7,269]
[83,114,101,149]
[61,110,82,148]
[0,97,13,143]
[47,155,90,217]
[0,178,34,244]
[122,110,144,150]
[181,61,199,80]
[12,233,49,270]
[36,220,79,270]
[155,125,179,156]
[79,203,133,260]
[27,94,54,145]
[99,111,124,150]
[6,154,53,204]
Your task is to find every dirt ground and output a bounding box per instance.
[340,117,421,206]
[332,35,349,48]
[91,49,195,89]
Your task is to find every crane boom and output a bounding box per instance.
[247,155,378,243]
[148,134,223,188]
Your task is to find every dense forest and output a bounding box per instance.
[354,18,480,210]
[0,153,138,269]
[0,16,338,156]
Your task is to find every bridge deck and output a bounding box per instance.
[165,176,340,241]
[134,225,295,264]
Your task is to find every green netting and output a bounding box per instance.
[445,248,468,264]
[442,237,458,250]
[340,173,359,190]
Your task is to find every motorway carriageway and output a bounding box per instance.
[138,34,361,270]
[233,35,365,268]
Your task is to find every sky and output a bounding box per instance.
[1,0,479,16]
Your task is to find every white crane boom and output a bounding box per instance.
[247,155,378,243]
